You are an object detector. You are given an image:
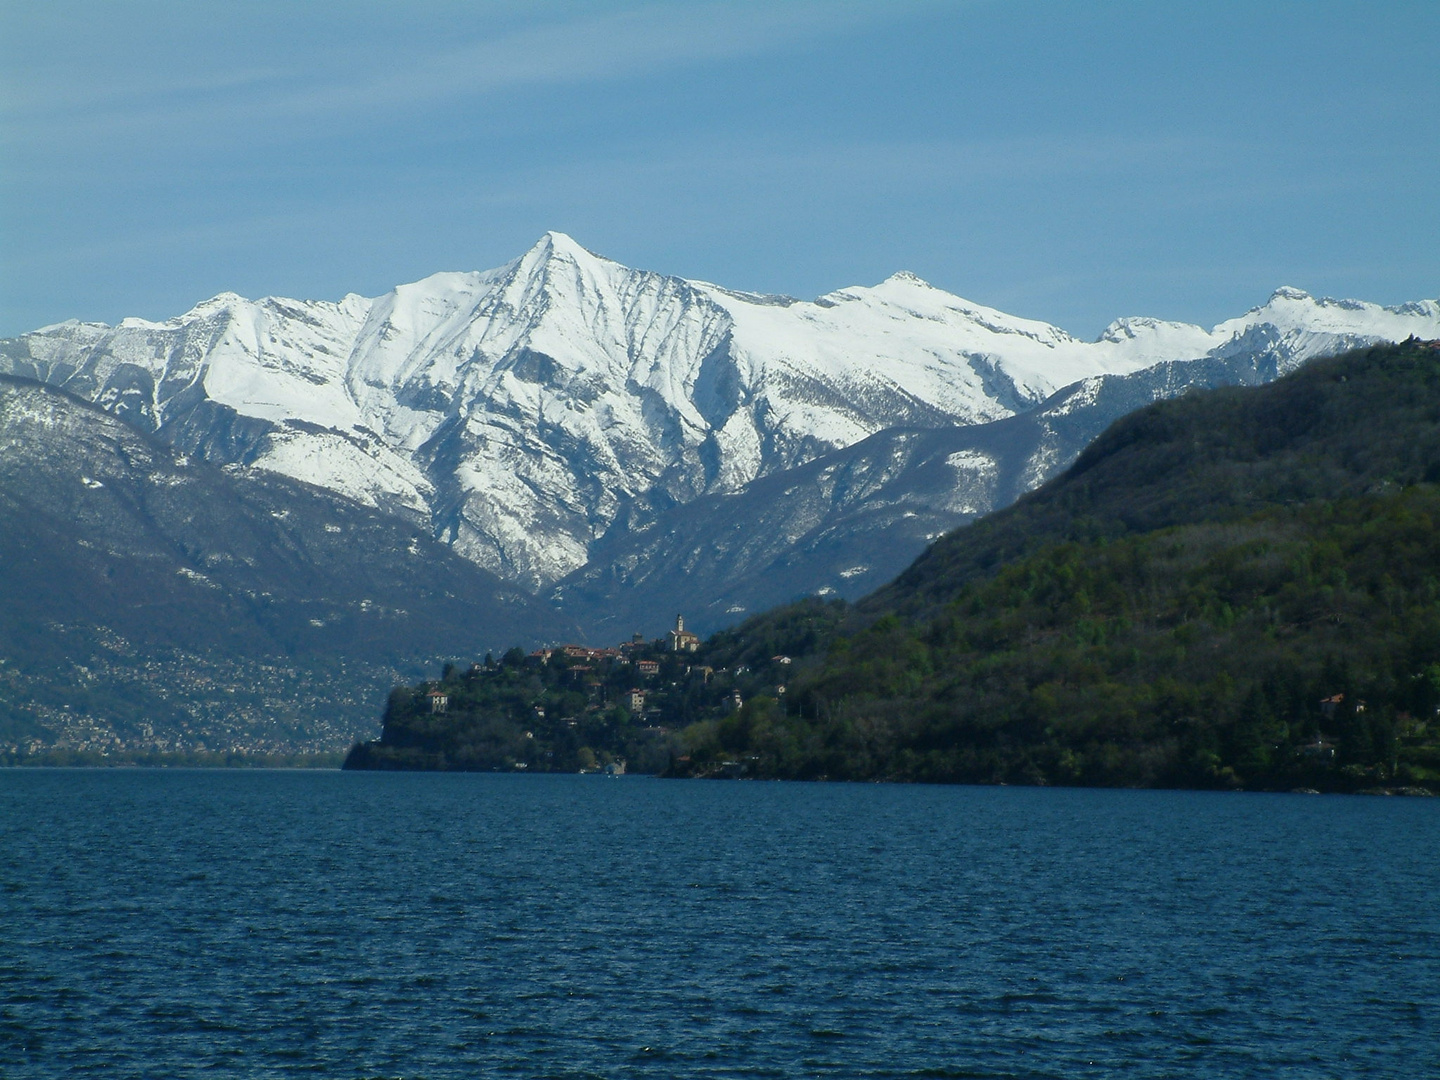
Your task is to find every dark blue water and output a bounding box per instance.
[1,772,1436,1078]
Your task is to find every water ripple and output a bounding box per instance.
[1,772,1437,1078]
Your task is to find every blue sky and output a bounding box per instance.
[1,0,1436,338]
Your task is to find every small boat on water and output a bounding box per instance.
[603,760,626,777]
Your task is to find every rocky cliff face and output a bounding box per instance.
[4,233,1437,600]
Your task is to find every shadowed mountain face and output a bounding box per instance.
[4,234,1434,600]
[554,344,1307,637]
[0,376,574,754]
[866,339,1440,622]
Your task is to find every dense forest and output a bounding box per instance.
[348,340,1440,793]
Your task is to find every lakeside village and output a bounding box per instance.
[343,613,813,775]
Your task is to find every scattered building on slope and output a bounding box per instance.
[669,614,700,653]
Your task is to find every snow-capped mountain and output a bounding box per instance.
[3,232,1437,592]
[553,345,1313,636]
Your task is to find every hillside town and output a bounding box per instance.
[342,605,840,775]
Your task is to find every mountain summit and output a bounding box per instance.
[4,235,1437,595]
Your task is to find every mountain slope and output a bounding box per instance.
[870,338,1440,619]
[0,376,574,756]
[5,234,1434,596]
[555,343,1305,636]
[659,340,1440,791]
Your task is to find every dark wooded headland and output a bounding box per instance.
[346,340,1440,793]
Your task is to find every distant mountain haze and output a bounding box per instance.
[0,377,575,756]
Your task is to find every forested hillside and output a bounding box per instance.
[871,337,1440,618]
[686,488,1440,790]
[353,340,1440,792]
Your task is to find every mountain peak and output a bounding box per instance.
[184,291,248,312]
[501,232,628,301]
[882,270,932,287]
[525,230,605,265]
[1270,286,1313,302]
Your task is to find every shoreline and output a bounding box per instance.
[0,750,346,769]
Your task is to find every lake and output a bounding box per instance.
[1,770,1436,1078]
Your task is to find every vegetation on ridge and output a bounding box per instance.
[676,489,1440,790]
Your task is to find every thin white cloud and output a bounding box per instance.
[1,1,923,144]
[288,2,888,112]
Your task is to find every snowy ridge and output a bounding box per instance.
[3,233,1437,591]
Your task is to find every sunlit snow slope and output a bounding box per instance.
[4,232,1437,591]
